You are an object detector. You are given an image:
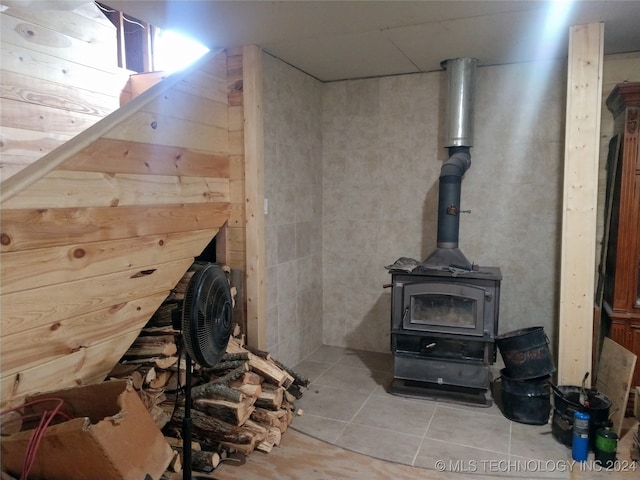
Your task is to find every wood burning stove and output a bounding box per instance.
[389,267,501,404]
[386,58,502,405]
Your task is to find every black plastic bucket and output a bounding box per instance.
[551,385,611,450]
[500,369,551,425]
[496,326,555,379]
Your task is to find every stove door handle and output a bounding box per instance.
[485,291,494,302]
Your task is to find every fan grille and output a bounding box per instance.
[182,263,233,367]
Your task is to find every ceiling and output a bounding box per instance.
[103,1,640,82]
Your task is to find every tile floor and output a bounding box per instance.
[291,345,639,479]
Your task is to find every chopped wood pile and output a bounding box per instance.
[107,265,309,477]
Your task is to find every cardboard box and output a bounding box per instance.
[1,380,172,480]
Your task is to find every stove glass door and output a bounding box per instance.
[403,282,486,336]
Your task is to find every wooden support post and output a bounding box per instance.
[242,45,267,349]
[558,22,604,386]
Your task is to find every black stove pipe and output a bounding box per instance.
[423,58,476,269]
[436,147,471,249]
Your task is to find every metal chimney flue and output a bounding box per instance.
[443,57,477,148]
[424,58,477,269]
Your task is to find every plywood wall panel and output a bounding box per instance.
[1,292,168,376]
[1,170,229,209]
[1,229,218,295]
[0,45,238,407]
[1,329,141,407]
[0,161,29,183]
[0,203,230,252]
[0,2,123,182]
[60,139,230,177]
[141,89,228,128]
[103,110,229,153]
[1,258,193,337]
[1,98,105,136]
[0,125,71,157]
[175,70,228,104]
[0,45,126,96]
[1,2,115,46]
[1,12,116,71]
[0,70,118,117]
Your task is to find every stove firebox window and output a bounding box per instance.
[411,294,476,328]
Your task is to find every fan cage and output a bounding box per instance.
[182,263,233,368]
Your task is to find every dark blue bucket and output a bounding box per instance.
[496,326,555,380]
[500,369,551,425]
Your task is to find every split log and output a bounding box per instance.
[255,385,284,411]
[191,450,221,471]
[241,372,263,385]
[241,419,268,443]
[169,450,182,473]
[225,338,245,355]
[131,370,144,390]
[273,359,310,387]
[191,382,244,403]
[121,356,179,369]
[165,437,201,452]
[244,345,271,360]
[209,364,249,386]
[286,383,304,400]
[222,352,250,361]
[146,303,179,327]
[247,353,293,387]
[193,396,256,426]
[256,440,274,454]
[230,379,262,398]
[149,405,171,430]
[155,356,179,369]
[167,270,196,301]
[219,439,257,455]
[172,407,255,446]
[149,370,172,389]
[252,420,282,453]
[125,340,177,358]
[250,407,286,428]
[142,325,179,335]
[284,390,296,404]
[204,360,248,373]
[282,400,295,428]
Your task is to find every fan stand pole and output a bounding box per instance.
[183,352,194,480]
[182,353,211,480]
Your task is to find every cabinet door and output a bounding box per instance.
[631,326,640,389]
[610,322,630,349]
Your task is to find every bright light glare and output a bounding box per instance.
[537,0,574,58]
[154,30,209,73]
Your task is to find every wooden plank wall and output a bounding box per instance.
[0,49,235,407]
[0,2,128,182]
[225,47,248,334]
[557,22,604,386]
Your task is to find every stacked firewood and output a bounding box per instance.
[107,265,309,476]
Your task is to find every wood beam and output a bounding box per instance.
[558,22,604,386]
[242,45,266,349]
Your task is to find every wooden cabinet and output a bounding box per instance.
[601,82,640,407]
